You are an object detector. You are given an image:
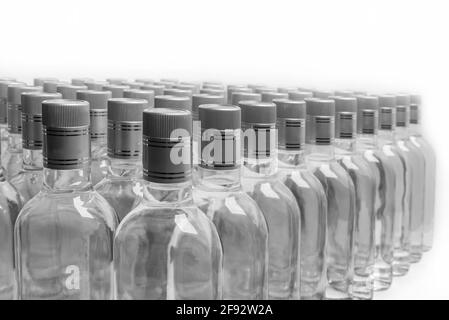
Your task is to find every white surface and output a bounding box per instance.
[1,0,448,299]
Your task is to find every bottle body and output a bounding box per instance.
[2,133,22,180]
[91,140,108,186]
[114,183,223,300]
[242,173,301,300]
[0,122,8,156]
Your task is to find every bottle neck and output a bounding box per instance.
[243,153,277,177]
[334,138,356,153]
[395,126,409,140]
[7,133,22,152]
[306,143,335,163]
[23,149,43,170]
[277,148,306,169]
[91,138,107,158]
[142,180,193,205]
[194,166,241,191]
[43,165,92,192]
[107,157,141,179]
[356,133,378,150]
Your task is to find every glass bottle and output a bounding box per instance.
[274,98,327,300]
[0,79,20,155]
[239,100,301,300]
[114,108,223,299]
[10,91,62,204]
[304,98,356,300]
[15,99,117,299]
[332,96,375,300]
[2,85,42,180]
[76,90,111,186]
[193,104,269,300]
[95,98,146,222]
[394,94,426,263]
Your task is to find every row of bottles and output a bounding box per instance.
[0,76,435,300]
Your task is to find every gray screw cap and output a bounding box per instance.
[192,94,225,120]
[143,108,192,183]
[174,83,200,94]
[305,99,335,145]
[395,94,411,127]
[77,90,111,140]
[85,80,109,91]
[34,77,58,87]
[199,104,241,131]
[135,78,154,84]
[202,83,224,90]
[254,87,277,94]
[123,89,155,108]
[72,78,94,86]
[288,91,313,101]
[7,85,42,134]
[43,80,67,93]
[356,95,379,134]
[160,78,179,84]
[163,88,193,98]
[0,81,24,124]
[239,101,276,125]
[107,78,127,85]
[378,95,397,131]
[122,81,145,89]
[76,90,111,110]
[21,92,62,150]
[274,99,306,150]
[277,87,298,94]
[154,95,192,111]
[57,84,88,99]
[335,90,355,97]
[332,97,357,139]
[108,98,146,159]
[231,92,261,106]
[261,91,288,103]
[227,86,252,103]
[42,99,91,170]
[102,84,130,98]
[410,94,421,124]
[8,85,42,105]
[141,84,165,96]
[153,81,174,88]
[313,90,334,99]
[200,88,226,96]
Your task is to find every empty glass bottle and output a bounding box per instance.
[239,100,301,300]
[76,90,111,186]
[15,99,117,299]
[274,98,327,300]
[2,85,42,180]
[0,79,20,155]
[10,91,62,203]
[394,94,426,263]
[408,95,436,252]
[114,108,223,300]
[332,96,375,300]
[193,104,269,300]
[95,98,146,222]
[305,98,356,300]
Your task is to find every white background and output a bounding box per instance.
[1,0,448,299]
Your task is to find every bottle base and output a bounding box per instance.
[325,282,351,300]
[409,252,422,264]
[392,263,410,277]
[373,266,392,291]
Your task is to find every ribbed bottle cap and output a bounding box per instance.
[200,88,226,96]
[227,86,252,103]
[332,97,357,139]
[306,99,335,145]
[123,89,155,108]
[76,90,111,141]
[140,84,165,96]
[253,87,277,94]
[135,78,154,84]
[160,78,179,84]
[240,101,276,125]
[57,84,87,99]
[107,98,146,159]
[7,85,42,134]
[76,90,111,110]
[85,80,108,91]
[202,83,224,90]
[42,99,90,169]
[34,77,58,87]
[335,90,355,97]
[277,87,298,94]
[395,94,411,127]
[174,83,200,94]
[378,95,397,131]
[21,92,62,150]
[274,99,306,150]
[143,108,191,183]
[0,81,24,124]
[154,95,192,111]
[231,92,261,106]
[163,88,193,98]
[122,81,145,89]
[72,78,94,86]
[261,91,288,103]
[192,94,225,120]
[356,95,379,134]
[8,85,42,105]
[43,80,67,93]
[313,90,334,99]
[288,91,313,101]
[153,81,174,88]
[410,94,421,124]
[198,104,241,170]
[107,78,127,85]
[0,81,23,98]
[102,84,130,98]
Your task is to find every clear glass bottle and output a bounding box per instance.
[114,108,223,300]
[274,98,327,300]
[2,85,42,180]
[15,99,117,300]
[394,94,426,263]
[76,90,111,186]
[239,100,301,300]
[408,94,436,252]
[95,98,146,222]
[193,104,269,300]
[304,98,356,300]
[0,79,20,155]
[332,96,375,300]
[10,92,62,204]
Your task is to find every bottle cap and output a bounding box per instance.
[122,81,145,89]
[140,84,165,96]
[200,88,226,96]
[102,84,130,98]
[174,83,200,94]
[8,85,42,134]
[107,98,146,159]
[57,84,88,99]
[274,99,306,150]
[34,77,58,87]
[313,90,334,99]
[333,96,357,139]
[378,95,397,131]
[123,89,155,108]
[305,98,335,145]
[227,86,252,104]
[277,87,298,94]
[253,87,277,94]
[410,94,421,124]
[198,104,241,169]
[334,90,355,97]
[21,92,62,150]
[106,78,127,85]
[154,95,191,111]
[43,80,67,93]
[135,78,154,84]
[0,81,24,124]
[42,99,91,169]
[230,92,261,106]
[163,88,193,98]
[71,78,94,86]
[143,108,192,183]
[85,80,109,91]
[356,95,379,135]
[261,91,288,103]
[160,78,179,84]
[202,83,224,90]
[153,81,174,88]
[395,94,411,127]
[76,90,111,140]
[288,91,313,101]
[192,94,225,120]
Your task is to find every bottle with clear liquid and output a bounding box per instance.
[332,96,375,300]
[193,104,269,300]
[10,91,62,204]
[114,108,223,299]
[394,94,426,263]
[239,100,301,300]
[95,98,146,222]
[15,99,118,299]
[76,90,111,186]
[274,98,327,300]
[0,79,20,154]
[408,94,436,252]
[2,85,42,180]
[304,98,356,300]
